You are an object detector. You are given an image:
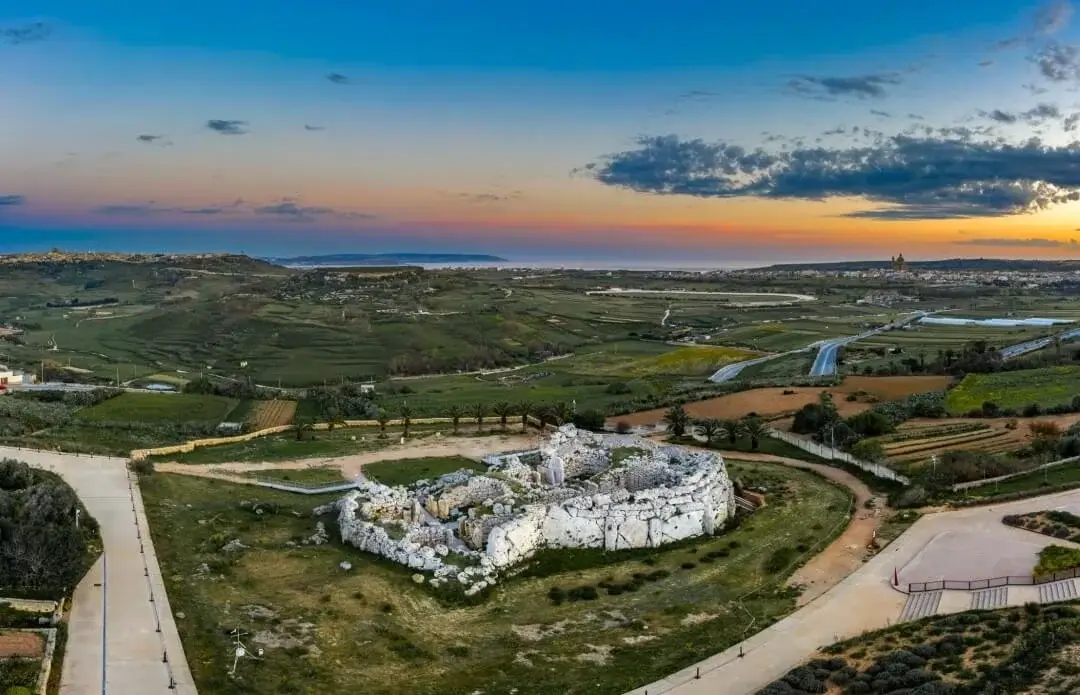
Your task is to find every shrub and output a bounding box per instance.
[764,547,797,574]
[614,420,632,434]
[547,586,565,604]
[680,562,696,570]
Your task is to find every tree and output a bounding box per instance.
[375,409,389,437]
[399,402,414,438]
[694,418,721,446]
[1030,421,1064,459]
[742,417,768,451]
[517,401,534,433]
[552,401,573,426]
[720,419,745,445]
[324,405,342,433]
[663,405,690,437]
[493,402,513,431]
[294,417,314,441]
[447,404,464,434]
[472,402,486,432]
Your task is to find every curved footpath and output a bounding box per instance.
[0,446,195,695]
[624,485,1080,695]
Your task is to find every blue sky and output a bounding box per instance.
[4,0,1080,261]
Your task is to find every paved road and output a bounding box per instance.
[0,447,196,695]
[708,349,810,383]
[808,312,930,378]
[998,326,1080,360]
[624,485,1080,695]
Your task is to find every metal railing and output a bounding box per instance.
[768,429,911,486]
[908,566,1080,592]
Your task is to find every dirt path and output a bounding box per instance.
[156,433,539,483]
[716,450,886,606]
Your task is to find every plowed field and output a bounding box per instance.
[609,375,950,427]
[0,630,44,658]
[251,399,297,429]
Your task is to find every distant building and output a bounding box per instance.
[890,253,908,272]
[0,365,24,388]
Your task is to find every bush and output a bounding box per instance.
[764,547,797,574]
[614,421,632,434]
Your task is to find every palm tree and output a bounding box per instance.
[375,409,389,438]
[694,418,721,446]
[493,401,513,431]
[663,405,690,437]
[294,417,314,441]
[720,418,744,445]
[742,417,768,451]
[399,402,414,438]
[447,404,464,434]
[517,401,534,432]
[471,402,486,432]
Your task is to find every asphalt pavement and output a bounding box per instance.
[0,447,196,695]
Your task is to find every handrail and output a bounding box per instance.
[908,566,1080,592]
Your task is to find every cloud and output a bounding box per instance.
[206,119,248,135]
[0,194,24,206]
[978,59,995,67]
[786,73,902,99]
[582,132,1080,220]
[1,22,50,45]
[1031,41,1080,81]
[326,73,349,85]
[303,124,325,131]
[254,197,376,221]
[458,191,523,203]
[1035,0,1074,35]
[869,109,891,118]
[1067,113,1080,131]
[954,236,1079,248]
[94,199,245,216]
[135,134,172,146]
[978,103,1061,125]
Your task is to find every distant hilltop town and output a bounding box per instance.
[0,249,236,265]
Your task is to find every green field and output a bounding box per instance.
[363,456,487,486]
[75,392,239,423]
[141,460,851,695]
[945,365,1080,414]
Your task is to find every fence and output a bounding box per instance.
[247,477,361,495]
[950,455,1080,492]
[908,566,1080,592]
[768,429,911,486]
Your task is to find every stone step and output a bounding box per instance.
[970,586,1008,610]
[1038,579,1078,604]
[900,591,942,622]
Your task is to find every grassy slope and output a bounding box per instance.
[142,460,851,695]
[362,456,486,486]
[945,365,1080,414]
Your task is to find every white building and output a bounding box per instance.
[0,365,24,388]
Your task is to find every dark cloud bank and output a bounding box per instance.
[582,132,1080,220]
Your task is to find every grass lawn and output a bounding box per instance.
[243,467,348,486]
[141,459,851,695]
[936,459,1080,504]
[149,426,468,464]
[75,392,239,423]
[1035,545,1080,576]
[362,456,486,486]
[945,365,1080,414]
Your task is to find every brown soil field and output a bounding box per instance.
[610,375,951,427]
[251,399,298,429]
[0,630,44,658]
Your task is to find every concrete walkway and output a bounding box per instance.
[0,447,196,694]
[625,486,1080,695]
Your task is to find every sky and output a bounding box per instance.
[6,1,1080,262]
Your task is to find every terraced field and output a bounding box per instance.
[251,399,298,428]
[874,421,1024,469]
